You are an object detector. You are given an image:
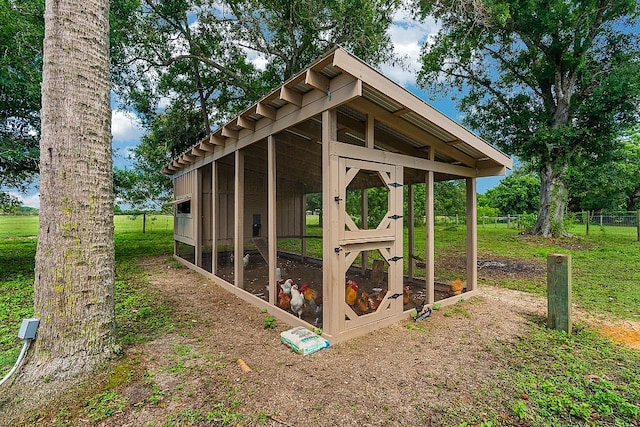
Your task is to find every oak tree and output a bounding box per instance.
[417,0,640,236]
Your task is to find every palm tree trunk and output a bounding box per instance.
[28,0,116,382]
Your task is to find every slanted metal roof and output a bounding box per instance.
[163,47,511,179]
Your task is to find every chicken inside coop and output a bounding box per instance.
[211,248,466,329]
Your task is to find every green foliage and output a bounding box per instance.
[113,168,172,213]
[115,261,174,345]
[0,0,44,188]
[568,127,640,211]
[418,0,640,236]
[485,173,540,216]
[112,0,400,201]
[0,193,22,213]
[503,322,640,425]
[434,181,466,215]
[516,213,536,230]
[262,315,277,330]
[85,391,127,424]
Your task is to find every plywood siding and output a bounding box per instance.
[200,165,212,247]
[174,170,195,243]
[244,170,267,238]
[277,179,304,237]
[216,163,234,243]
[213,164,304,243]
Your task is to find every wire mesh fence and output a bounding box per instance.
[437,211,640,239]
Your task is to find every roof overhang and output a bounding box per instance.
[163,47,512,180]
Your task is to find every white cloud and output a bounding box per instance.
[111,110,145,142]
[378,9,440,87]
[9,191,40,209]
[249,53,268,71]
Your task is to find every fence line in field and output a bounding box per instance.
[2,211,639,240]
[434,210,640,240]
[0,214,173,238]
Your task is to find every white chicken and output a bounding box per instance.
[281,278,294,295]
[243,253,250,269]
[290,284,305,318]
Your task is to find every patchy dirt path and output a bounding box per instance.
[101,256,536,426]
[7,255,637,427]
[481,285,640,351]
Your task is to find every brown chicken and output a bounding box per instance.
[277,285,291,311]
[368,289,386,312]
[450,278,464,296]
[300,283,323,326]
[345,279,358,306]
[354,291,370,315]
[403,285,410,305]
[300,283,322,306]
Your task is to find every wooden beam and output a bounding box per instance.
[361,188,368,275]
[322,109,339,336]
[366,114,375,149]
[476,165,507,177]
[211,73,361,162]
[547,253,572,334]
[234,150,245,289]
[199,141,215,152]
[210,134,225,145]
[331,140,476,177]
[408,184,414,280]
[256,102,277,121]
[191,147,205,157]
[305,69,330,92]
[222,126,239,140]
[211,161,218,275]
[195,169,202,268]
[267,135,277,305]
[466,178,477,292]
[392,107,411,116]
[236,116,255,131]
[425,171,434,304]
[280,85,303,107]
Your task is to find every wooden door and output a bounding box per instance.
[337,157,404,330]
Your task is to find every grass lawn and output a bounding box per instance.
[1,214,639,426]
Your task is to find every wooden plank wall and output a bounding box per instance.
[200,165,212,247]
[215,162,303,244]
[216,163,234,243]
[174,170,195,242]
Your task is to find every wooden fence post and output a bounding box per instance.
[585,210,589,236]
[547,253,572,334]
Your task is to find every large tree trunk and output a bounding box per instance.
[531,163,570,237]
[27,0,116,382]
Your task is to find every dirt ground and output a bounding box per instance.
[5,255,640,427]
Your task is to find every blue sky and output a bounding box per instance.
[6,8,507,209]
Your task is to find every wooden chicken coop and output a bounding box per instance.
[163,47,512,344]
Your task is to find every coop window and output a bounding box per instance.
[176,199,191,214]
